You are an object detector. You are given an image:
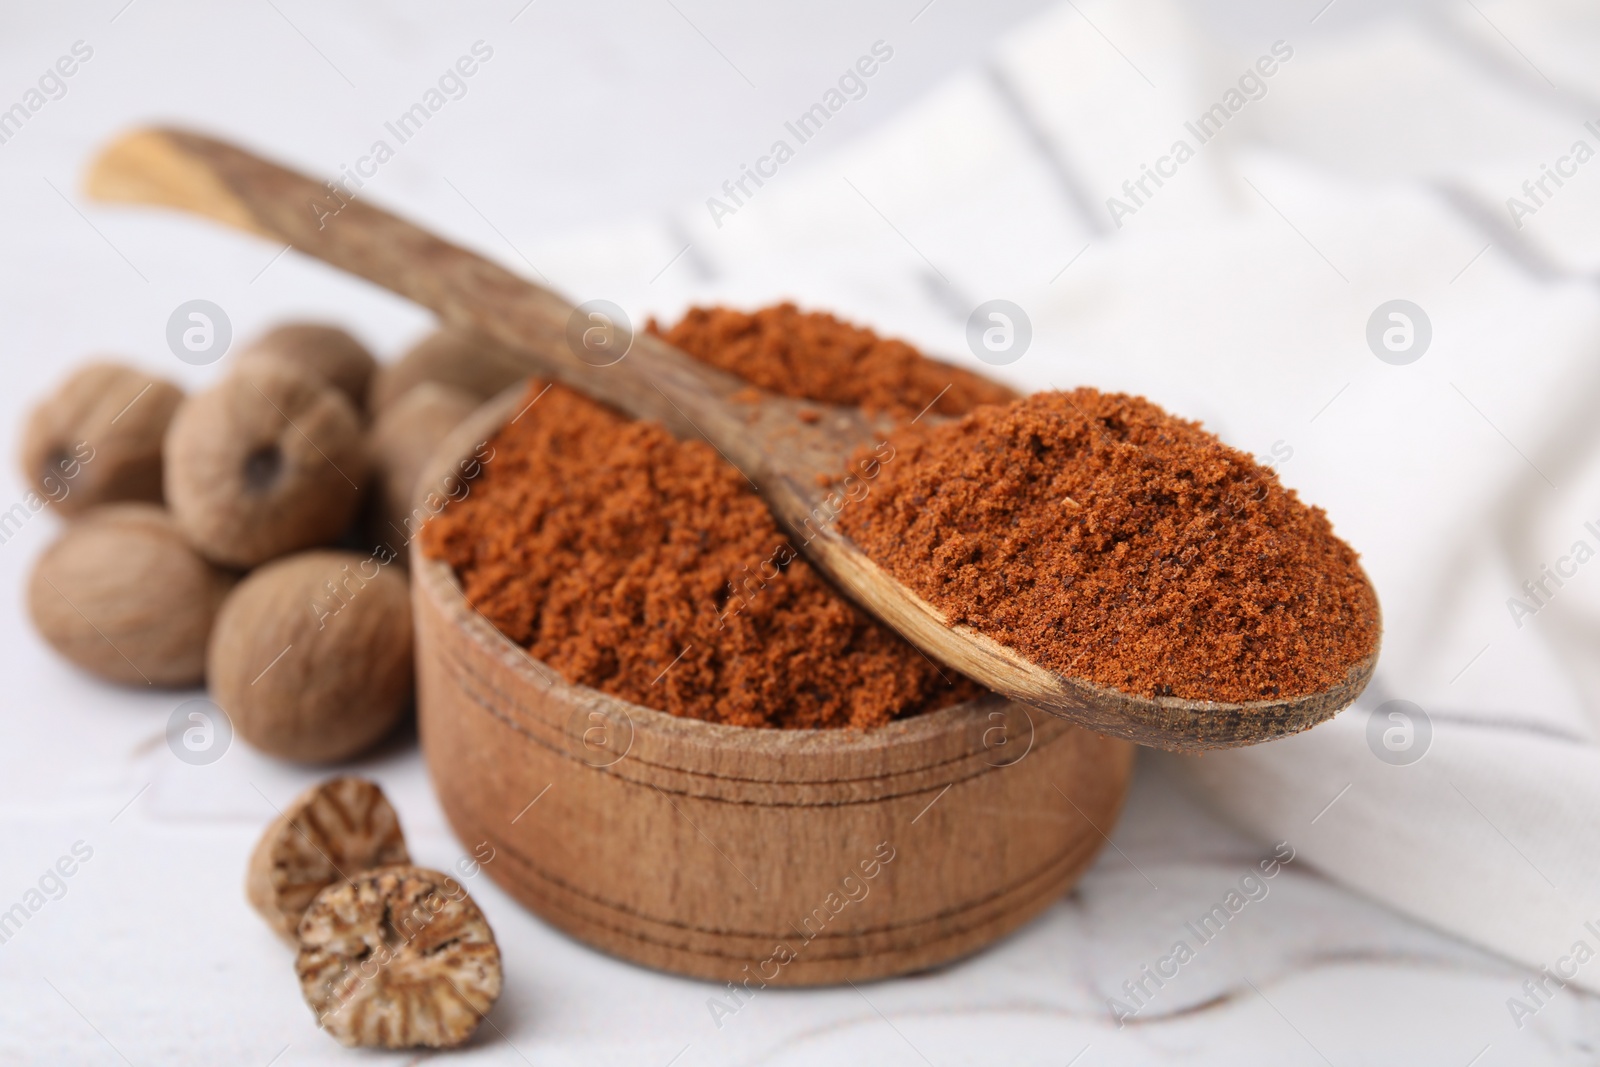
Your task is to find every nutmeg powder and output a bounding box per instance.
[422,381,981,728]
[838,389,1380,703]
[648,303,1013,419]
[423,300,1009,728]
[427,302,1376,725]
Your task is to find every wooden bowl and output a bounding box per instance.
[411,388,1136,985]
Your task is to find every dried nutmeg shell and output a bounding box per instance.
[234,323,377,414]
[367,326,529,416]
[164,361,367,567]
[246,777,410,942]
[296,865,502,1049]
[367,382,478,554]
[209,549,411,763]
[27,503,235,686]
[18,361,183,516]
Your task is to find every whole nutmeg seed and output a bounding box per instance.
[367,326,530,415]
[165,361,367,567]
[18,361,183,516]
[27,503,235,686]
[209,550,412,763]
[367,382,478,554]
[296,865,501,1049]
[234,323,377,414]
[247,777,410,943]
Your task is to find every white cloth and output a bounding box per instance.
[642,0,1600,994]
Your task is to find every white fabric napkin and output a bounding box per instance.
[626,0,1600,996]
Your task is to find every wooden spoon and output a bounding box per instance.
[85,127,1375,751]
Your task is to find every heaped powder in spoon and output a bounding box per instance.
[838,389,1380,703]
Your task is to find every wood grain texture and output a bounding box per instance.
[85,126,1376,750]
[414,390,1135,984]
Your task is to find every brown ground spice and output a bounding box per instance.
[421,380,981,729]
[647,303,1014,419]
[839,389,1379,703]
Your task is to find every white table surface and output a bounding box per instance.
[2,2,1596,1063]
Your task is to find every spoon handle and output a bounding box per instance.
[87,127,767,468]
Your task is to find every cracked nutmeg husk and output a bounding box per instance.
[295,865,502,1049]
[246,777,410,942]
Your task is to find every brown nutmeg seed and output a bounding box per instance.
[366,382,479,555]
[234,323,377,414]
[367,326,530,415]
[165,361,366,567]
[209,549,411,763]
[27,503,235,686]
[18,361,183,517]
[296,865,501,1049]
[246,777,410,943]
